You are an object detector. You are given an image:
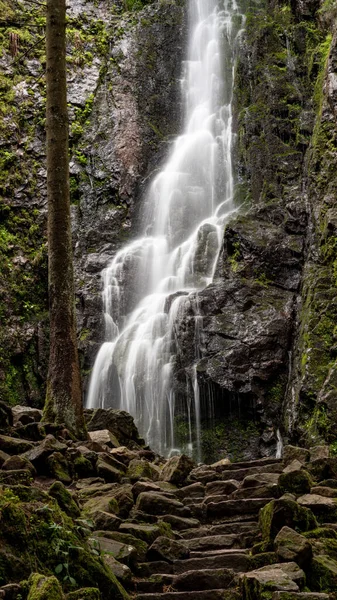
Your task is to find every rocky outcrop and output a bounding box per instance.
[0,0,186,407]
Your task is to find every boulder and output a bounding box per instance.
[147,536,189,562]
[307,555,337,591]
[91,510,122,531]
[86,408,143,447]
[160,514,200,530]
[73,454,96,479]
[173,568,234,591]
[11,406,42,425]
[89,535,137,567]
[110,484,134,518]
[127,459,160,482]
[297,494,337,521]
[205,480,239,496]
[188,466,219,484]
[0,450,10,467]
[308,458,337,482]
[49,481,80,518]
[27,573,65,600]
[0,402,13,429]
[96,457,123,483]
[259,497,317,542]
[279,467,312,496]
[310,446,330,461]
[2,455,36,476]
[0,470,32,485]
[241,473,280,489]
[240,562,305,600]
[13,422,44,441]
[176,483,205,499]
[211,458,231,468]
[94,530,148,562]
[274,526,312,566]
[119,522,165,544]
[160,455,195,485]
[101,555,132,585]
[283,446,310,467]
[23,435,67,470]
[135,491,191,517]
[311,486,337,498]
[82,494,119,518]
[46,452,72,483]
[89,429,120,448]
[110,446,138,465]
[0,435,33,455]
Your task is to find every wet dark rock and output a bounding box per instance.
[0,402,13,429]
[86,409,143,448]
[0,435,34,455]
[2,455,36,476]
[135,491,191,517]
[147,536,190,563]
[259,497,317,543]
[160,455,195,486]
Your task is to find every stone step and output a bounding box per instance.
[136,589,240,600]
[172,567,234,591]
[221,463,283,482]
[206,497,272,519]
[180,520,259,539]
[183,533,244,551]
[172,549,252,574]
[135,574,173,594]
[272,594,331,600]
[218,457,282,472]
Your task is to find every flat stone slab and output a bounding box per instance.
[136,590,240,600]
[172,550,252,574]
[272,594,330,600]
[222,463,283,482]
[172,568,235,591]
[184,534,242,551]
[206,497,271,518]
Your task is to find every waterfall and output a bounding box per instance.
[87,0,243,458]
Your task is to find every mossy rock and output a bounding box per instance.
[279,469,313,496]
[93,530,148,562]
[66,588,101,600]
[82,495,119,517]
[127,459,159,482]
[73,455,96,479]
[307,554,337,591]
[49,481,80,519]
[303,526,337,540]
[47,452,72,484]
[259,498,317,542]
[27,573,65,600]
[0,488,130,600]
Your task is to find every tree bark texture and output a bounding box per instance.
[44,0,87,439]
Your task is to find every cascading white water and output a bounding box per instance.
[87,0,243,458]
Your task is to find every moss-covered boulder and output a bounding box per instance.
[274,526,312,566]
[2,455,36,476]
[49,481,80,519]
[93,530,148,562]
[297,493,337,522]
[46,452,72,484]
[307,555,337,591]
[127,459,159,482]
[239,562,305,600]
[27,573,65,600]
[0,435,34,455]
[279,468,313,496]
[66,588,101,600]
[0,487,130,600]
[259,497,317,543]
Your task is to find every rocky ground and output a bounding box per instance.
[1,404,337,600]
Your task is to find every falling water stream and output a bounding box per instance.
[87,0,243,458]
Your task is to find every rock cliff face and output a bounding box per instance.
[1,0,337,460]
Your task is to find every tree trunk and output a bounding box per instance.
[44,0,87,439]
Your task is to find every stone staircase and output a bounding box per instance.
[131,457,283,600]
